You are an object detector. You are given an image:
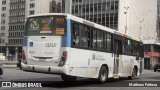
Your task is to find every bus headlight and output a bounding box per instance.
[59,51,68,67]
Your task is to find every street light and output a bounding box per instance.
[124,6,129,34]
[139,19,144,39]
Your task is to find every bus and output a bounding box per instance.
[21,13,144,83]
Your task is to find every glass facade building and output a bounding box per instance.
[71,0,119,30]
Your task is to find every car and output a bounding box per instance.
[154,63,160,72]
[0,53,6,61]
[17,59,22,70]
[0,64,4,76]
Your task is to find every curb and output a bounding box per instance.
[2,65,17,68]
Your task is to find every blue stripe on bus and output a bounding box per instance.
[23,36,27,46]
[62,19,71,47]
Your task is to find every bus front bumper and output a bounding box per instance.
[21,62,69,74]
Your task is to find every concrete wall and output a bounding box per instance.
[129,0,157,41]
[118,0,130,34]
[118,0,157,44]
[64,0,72,14]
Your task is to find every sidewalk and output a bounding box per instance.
[0,60,17,68]
[2,65,17,68]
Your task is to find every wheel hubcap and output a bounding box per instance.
[101,71,106,81]
[132,69,136,78]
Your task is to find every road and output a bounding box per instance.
[0,68,160,90]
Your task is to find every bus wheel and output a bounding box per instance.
[98,66,108,84]
[128,68,136,80]
[61,74,77,81]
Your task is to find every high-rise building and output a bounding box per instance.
[68,0,119,30]
[51,0,62,13]
[25,0,52,18]
[0,0,10,54]
[0,0,63,60]
[7,0,25,57]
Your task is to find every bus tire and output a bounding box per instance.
[98,66,108,84]
[0,69,3,75]
[128,67,136,80]
[61,74,77,81]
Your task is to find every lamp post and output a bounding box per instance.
[124,6,129,34]
[139,19,144,39]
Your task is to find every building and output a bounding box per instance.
[0,0,63,60]
[26,0,52,17]
[0,0,10,56]
[7,0,26,60]
[51,0,62,13]
[66,0,119,30]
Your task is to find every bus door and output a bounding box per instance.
[113,39,122,76]
[139,43,144,74]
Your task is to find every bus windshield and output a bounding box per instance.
[26,16,66,36]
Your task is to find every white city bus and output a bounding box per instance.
[21,13,143,83]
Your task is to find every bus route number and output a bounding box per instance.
[55,18,64,23]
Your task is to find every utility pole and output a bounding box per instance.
[139,19,144,39]
[124,6,129,34]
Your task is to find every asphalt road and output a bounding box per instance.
[0,68,160,90]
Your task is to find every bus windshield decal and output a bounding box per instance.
[27,16,66,36]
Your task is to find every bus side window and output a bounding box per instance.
[79,25,85,47]
[97,30,104,50]
[80,25,89,48]
[140,43,144,57]
[128,39,132,55]
[122,38,126,54]
[91,29,97,49]
[107,33,112,51]
[137,43,140,56]
[134,42,139,56]
[104,32,107,51]
[72,23,80,46]
[132,41,136,56]
[84,26,90,48]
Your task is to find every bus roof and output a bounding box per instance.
[28,13,142,42]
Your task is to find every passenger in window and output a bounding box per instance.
[92,41,96,49]
[75,35,80,46]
